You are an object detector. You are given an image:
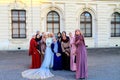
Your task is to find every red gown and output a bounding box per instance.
[29,38,41,69]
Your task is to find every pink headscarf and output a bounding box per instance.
[75,29,85,45]
[75,29,82,36]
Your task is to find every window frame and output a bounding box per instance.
[11,9,26,39]
[111,12,120,37]
[80,11,92,37]
[46,11,60,34]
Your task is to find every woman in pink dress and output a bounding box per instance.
[69,32,76,71]
[75,29,88,79]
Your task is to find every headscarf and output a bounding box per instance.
[75,29,81,42]
[57,32,62,39]
[35,34,41,42]
[69,32,75,38]
[31,33,35,38]
[75,29,85,45]
[61,31,70,43]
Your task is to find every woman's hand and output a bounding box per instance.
[56,53,61,57]
[42,51,44,55]
[73,53,76,55]
[75,40,80,45]
[37,49,40,53]
[65,52,70,56]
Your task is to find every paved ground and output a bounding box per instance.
[0,48,120,80]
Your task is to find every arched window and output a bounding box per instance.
[47,11,60,35]
[111,12,120,37]
[80,11,92,37]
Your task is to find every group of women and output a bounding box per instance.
[21,29,88,80]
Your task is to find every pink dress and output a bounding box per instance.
[70,36,76,71]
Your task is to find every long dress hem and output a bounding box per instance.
[22,38,54,79]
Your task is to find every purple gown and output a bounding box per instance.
[75,35,88,79]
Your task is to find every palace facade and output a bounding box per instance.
[0,0,120,50]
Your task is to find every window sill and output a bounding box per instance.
[85,37,94,39]
[109,37,120,39]
[9,38,29,44]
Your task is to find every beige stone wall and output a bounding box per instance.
[0,0,120,50]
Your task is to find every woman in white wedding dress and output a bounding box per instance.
[22,33,54,79]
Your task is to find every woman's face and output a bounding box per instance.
[57,33,61,37]
[45,34,48,38]
[37,35,40,38]
[75,30,80,35]
[48,33,53,38]
[51,33,54,37]
[62,32,66,37]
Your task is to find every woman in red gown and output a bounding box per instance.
[29,34,41,69]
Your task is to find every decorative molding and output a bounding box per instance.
[114,8,120,13]
[8,0,27,9]
[41,4,64,17]
[40,4,65,32]
[76,6,97,19]
[108,7,120,19]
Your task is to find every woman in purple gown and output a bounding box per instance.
[75,29,88,79]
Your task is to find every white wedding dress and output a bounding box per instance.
[22,38,54,79]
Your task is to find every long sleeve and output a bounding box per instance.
[75,35,85,47]
[61,42,65,52]
[51,43,55,53]
[29,39,34,55]
[40,39,46,53]
[33,40,37,53]
[68,39,71,49]
[75,40,81,45]
[82,36,86,45]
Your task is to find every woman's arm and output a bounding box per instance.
[75,39,81,45]
[61,42,65,52]
[51,43,55,54]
